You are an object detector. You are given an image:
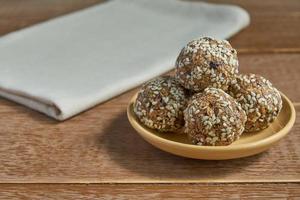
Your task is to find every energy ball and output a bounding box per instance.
[184,88,246,146]
[229,74,282,132]
[134,76,187,132]
[175,37,239,92]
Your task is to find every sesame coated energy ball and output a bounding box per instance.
[134,76,187,132]
[184,88,246,146]
[175,37,239,92]
[229,74,282,132]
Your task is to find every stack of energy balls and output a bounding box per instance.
[134,37,282,146]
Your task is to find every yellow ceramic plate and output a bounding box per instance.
[127,92,296,160]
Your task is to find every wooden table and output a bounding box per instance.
[0,0,299,199]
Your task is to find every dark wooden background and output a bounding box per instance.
[0,0,299,199]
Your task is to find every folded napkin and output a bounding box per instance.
[0,0,250,120]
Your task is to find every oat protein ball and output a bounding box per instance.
[175,37,239,92]
[184,88,246,146]
[229,73,282,132]
[134,76,187,132]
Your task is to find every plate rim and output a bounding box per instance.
[127,91,296,152]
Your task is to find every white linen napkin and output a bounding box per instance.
[0,0,250,120]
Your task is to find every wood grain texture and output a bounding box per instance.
[0,183,299,199]
[0,0,299,52]
[239,53,300,102]
[0,63,299,183]
[0,0,103,35]
[209,0,300,52]
[0,0,299,198]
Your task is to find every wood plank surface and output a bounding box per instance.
[0,54,299,183]
[0,183,299,199]
[214,0,300,52]
[239,53,300,103]
[0,0,299,52]
[0,0,299,198]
